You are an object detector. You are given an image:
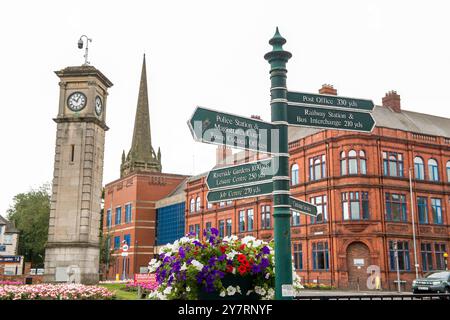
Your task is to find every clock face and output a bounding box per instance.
[95,96,103,116]
[67,92,87,112]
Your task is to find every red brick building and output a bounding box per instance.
[185,86,450,291]
[102,56,187,280]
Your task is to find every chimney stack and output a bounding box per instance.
[216,145,232,166]
[382,90,401,112]
[319,84,337,95]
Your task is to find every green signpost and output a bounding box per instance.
[206,158,275,190]
[286,104,375,132]
[188,106,275,154]
[207,181,273,203]
[290,197,317,217]
[188,27,376,300]
[287,91,374,111]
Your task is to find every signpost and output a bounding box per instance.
[188,27,376,300]
[122,242,128,281]
[286,104,375,132]
[188,106,276,154]
[207,181,273,203]
[290,197,317,217]
[287,91,374,111]
[206,158,275,190]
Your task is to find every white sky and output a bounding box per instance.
[1,0,450,217]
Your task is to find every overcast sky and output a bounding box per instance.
[1,0,449,217]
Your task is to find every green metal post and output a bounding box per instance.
[264,27,292,300]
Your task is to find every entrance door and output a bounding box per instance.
[346,242,370,290]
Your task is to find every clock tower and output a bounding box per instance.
[44,65,113,284]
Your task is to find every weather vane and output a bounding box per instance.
[77,35,92,66]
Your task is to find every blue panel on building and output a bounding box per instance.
[156,202,185,246]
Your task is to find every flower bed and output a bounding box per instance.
[0,281,23,285]
[0,283,115,300]
[147,228,302,300]
[125,281,158,292]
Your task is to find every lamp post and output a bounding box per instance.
[77,35,92,66]
[409,168,419,279]
[264,28,293,300]
[393,241,401,292]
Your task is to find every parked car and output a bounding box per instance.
[412,271,450,294]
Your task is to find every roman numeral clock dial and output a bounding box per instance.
[67,92,87,111]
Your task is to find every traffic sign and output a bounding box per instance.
[122,244,129,251]
[289,197,317,217]
[287,91,374,111]
[187,106,276,154]
[207,181,273,203]
[286,104,375,132]
[206,158,275,190]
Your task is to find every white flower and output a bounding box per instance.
[179,236,191,244]
[186,287,191,292]
[241,236,256,245]
[191,260,204,271]
[226,286,236,296]
[246,290,253,296]
[219,290,226,297]
[236,286,241,294]
[163,286,172,295]
[265,273,270,279]
[252,239,263,248]
[223,235,238,242]
[180,263,187,271]
[226,250,238,260]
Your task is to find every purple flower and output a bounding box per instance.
[178,246,186,259]
[261,246,270,254]
[218,254,226,262]
[260,258,270,269]
[210,228,219,237]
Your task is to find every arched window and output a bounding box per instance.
[446,161,450,183]
[428,159,439,181]
[414,157,424,180]
[190,198,195,213]
[291,163,299,185]
[196,196,201,212]
[348,150,358,174]
[340,151,347,175]
[359,150,367,174]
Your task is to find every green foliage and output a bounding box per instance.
[6,184,50,266]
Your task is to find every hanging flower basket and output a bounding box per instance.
[147,228,282,300]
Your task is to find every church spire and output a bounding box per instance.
[120,55,161,177]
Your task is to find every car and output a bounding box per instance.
[412,271,450,294]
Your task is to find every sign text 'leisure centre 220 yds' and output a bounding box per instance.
[187,27,375,300]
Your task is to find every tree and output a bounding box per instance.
[6,184,50,266]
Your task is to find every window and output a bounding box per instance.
[291,164,299,185]
[115,207,122,225]
[359,150,367,174]
[189,225,194,235]
[195,224,200,238]
[207,202,213,209]
[205,222,212,232]
[114,236,121,249]
[292,211,301,226]
[417,197,428,224]
[218,220,225,237]
[293,243,303,270]
[389,241,410,271]
[414,157,425,180]
[247,209,254,231]
[431,198,443,224]
[421,243,433,271]
[309,155,326,181]
[190,198,195,213]
[0,225,3,235]
[348,150,358,174]
[123,234,131,246]
[310,195,327,224]
[4,235,13,245]
[261,205,271,229]
[106,209,112,227]
[226,200,233,206]
[219,201,225,207]
[435,243,447,270]
[239,210,245,232]
[447,161,450,182]
[196,197,201,212]
[342,191,369,220]
[312,242,329,270]
[428,159,439,181]
[383,151,404,177]
[340,151,347,175]
[226,219,232,236]
[385,193,407,222]
[125,204,132,223]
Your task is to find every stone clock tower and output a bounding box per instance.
[44,65,113,284]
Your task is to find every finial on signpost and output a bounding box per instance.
[264,27,292,63]
[78,35,92,66]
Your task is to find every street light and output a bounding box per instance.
[409,167,419,279]
[393,241,401,293]
[77,35,92,66]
